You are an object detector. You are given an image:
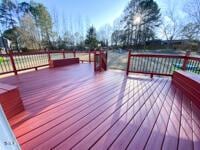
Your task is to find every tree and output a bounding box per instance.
[30,2,53,49]
[97,24,112,46]
[18,13,40,50]
[111,30,124,46]
[157,0,189,49]
[185,0,200,25]
[3,27,19,48]
[0,1,54,50]
[159,8,182,47]
[182,0,200,44]
[85,26,98,49]
[181,23,200,40]
[0,0,20,51]
[184,0,200,50]
[0,0,17,28]
[77,15,84,39]
[111,17,127,47]
[18,2,31,17]
[74,32,84,46]
[51,7,60,45]
[62,31,75,48]
[123,0,161,47]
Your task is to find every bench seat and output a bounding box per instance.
[0,83,24,119]
[173,70,200,108]
[49,58,79,68]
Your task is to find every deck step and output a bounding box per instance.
[0,83,24,119]
[172,70,200,108]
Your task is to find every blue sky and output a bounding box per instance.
[20,0,188,32]
[25,0,130,29]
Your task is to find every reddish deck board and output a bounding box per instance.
[0,63,200,150]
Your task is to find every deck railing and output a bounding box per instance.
[94,50,107,72]
[0,50,94,75]
[126,51,200,77]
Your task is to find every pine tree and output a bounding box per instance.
[29,2,53,49]
[85,26,98,49]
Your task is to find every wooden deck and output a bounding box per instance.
[0,63,200,150]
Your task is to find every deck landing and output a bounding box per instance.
[0,64,200,150]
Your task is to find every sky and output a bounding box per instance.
[23,0,130,29]
[0,0,189,33]
[19,0,187,29]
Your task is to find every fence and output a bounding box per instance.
[0,50,94,75]
[126,51,200,77]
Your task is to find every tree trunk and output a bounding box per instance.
[198,42,200,52]
[15,38,20,52]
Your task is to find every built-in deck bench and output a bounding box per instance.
[0,83,24,119]
[173,70,200,108]
[49,58,80,68]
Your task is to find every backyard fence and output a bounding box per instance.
[126,51,200,77]
[0,50,94,75]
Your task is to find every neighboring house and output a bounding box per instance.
[145,39,163,46]
[145,39,200,50]
[0,37,11,54]
[163,39,200,50]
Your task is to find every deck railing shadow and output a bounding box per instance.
[103,76,129,144]
[103,76,157,145]
[106,119,195,149]
[105,84,196,149]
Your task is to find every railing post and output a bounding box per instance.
[9,50,17,75]
[182,51,191,70]
[94,50,96,72]
[105,50,108,71]
[89,50,91,63]
[62,50,65,59]
[100,50,102,71]
[48,50,51,62]
[126,50,131,75]
[150,73,153,78]
[73,50,76,58]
